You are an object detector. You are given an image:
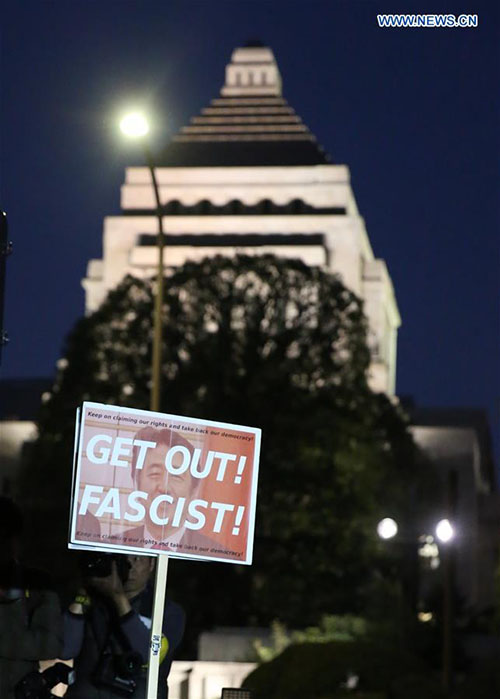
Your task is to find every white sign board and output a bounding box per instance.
[69,402,261,565]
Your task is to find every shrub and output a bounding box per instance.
[242,639,428,699]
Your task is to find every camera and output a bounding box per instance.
[78,552,131,583]
[15,662,75,699]
[92,649,143,697]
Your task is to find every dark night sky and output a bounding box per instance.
[2,2,499,461]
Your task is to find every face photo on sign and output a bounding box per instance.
[123,426,204,546]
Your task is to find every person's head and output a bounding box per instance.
[131,427,195,487]
[131,427,200,531]
[122,554,155,599]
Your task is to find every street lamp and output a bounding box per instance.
[119,112,150,139]
[435,518,454,544]
[437,517,456,694]
[377,517,398,540]
[376,514,456,694]
[120,111,164,413]
[120,110,168,699]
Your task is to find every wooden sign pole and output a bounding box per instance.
[146,555,169,698]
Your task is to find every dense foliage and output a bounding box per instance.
[243,636,500,699]
[242,639,435,699]
[19,255,432,651]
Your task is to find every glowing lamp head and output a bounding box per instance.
[120,112,149,139]
[436,519,454,543]
[377,517,398,540]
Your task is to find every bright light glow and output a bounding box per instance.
[377,517,398,540]
[120,112,149,138]
[436,518,454,543]
[418,611,433,623]
[418,539,439,559]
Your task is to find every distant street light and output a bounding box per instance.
[120,111,164,413]
[377,517,398,540]
[435,518,454,544]
[376,517,455,547]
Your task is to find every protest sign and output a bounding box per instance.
[69,402,261,564]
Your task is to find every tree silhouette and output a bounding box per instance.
[20,255,428,650]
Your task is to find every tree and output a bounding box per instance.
[19,255,432,651]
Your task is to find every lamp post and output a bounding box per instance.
[120,112,168,699]
[440,469,458,695]
[377,514,456,694]
[119,112,164,413]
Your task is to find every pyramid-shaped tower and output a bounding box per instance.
[83,44,400,394]
[158,43,329,167]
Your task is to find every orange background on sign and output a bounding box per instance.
[72,405,259,563]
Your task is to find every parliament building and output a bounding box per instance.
[83,44,400,396]
[2,45,497,626]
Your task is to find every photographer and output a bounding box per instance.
[62,553,184,698]
[0,497,63,699]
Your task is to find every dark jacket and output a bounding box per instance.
[62,583,184,699]
[0,568,63,699]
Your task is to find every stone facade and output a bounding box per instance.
[410,407,498,612]
[83,45,400,395]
